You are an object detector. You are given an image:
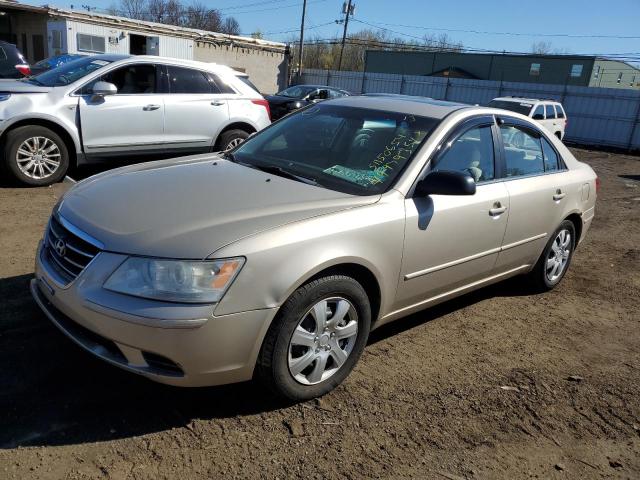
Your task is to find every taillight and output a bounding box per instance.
[15,64,31,76]
[251,99,271,120]
[595,176,600,195]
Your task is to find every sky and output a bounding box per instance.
[22,0,640,61]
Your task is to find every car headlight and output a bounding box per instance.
[104,257,245,303]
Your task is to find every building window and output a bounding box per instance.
[529,63,541,76]
[570,64,583,78]
[617,72,623,84]
[51,30,62,50]
[594,65,600,78]
[77,33,106,53]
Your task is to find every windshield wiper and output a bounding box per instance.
[250,163,318,186]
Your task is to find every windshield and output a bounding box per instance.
[276,85,316,98]
[488,100,533,116]
[25,57,113,87]
[232,104,439,195]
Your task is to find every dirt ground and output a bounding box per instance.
[0,148,638,480]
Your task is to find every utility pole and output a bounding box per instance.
[297,0,307,79]
[338,0,355,71]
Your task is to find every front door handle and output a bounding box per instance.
[489,202,507,217]
[553,189,566,201]
[143,104,161,111]
[211,101,225,106]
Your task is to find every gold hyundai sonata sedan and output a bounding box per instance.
[31,95,597,400]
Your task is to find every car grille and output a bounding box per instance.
[44,216,101,284]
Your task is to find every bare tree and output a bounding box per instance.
[221,17,240,36]
[531,41,554,55]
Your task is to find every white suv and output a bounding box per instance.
[0,55,271,186]
[488,97,567,141]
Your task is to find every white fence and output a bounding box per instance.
[297,68,640,150]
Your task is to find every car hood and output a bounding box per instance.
[0,80,53,93]
[58,156,379,259]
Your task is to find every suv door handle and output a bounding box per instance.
[489,202,507,216]
[211,101,225,106]
[143,104,161,111]
[553,189,566,201]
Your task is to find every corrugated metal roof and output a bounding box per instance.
[0,0,287,52]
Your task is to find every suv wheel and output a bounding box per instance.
[216,129,250,151]
[256,275,371,401]
[527,220,576,291]
[4,126,69,186]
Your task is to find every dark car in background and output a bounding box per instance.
[0,41,30,78]
[265,84,350,120]
[29,53,87,76]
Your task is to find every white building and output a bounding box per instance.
[0,0,289,93]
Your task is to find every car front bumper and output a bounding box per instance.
[31,240,278,387]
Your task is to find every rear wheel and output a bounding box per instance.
[215,129,250,152]
[527,220,576,291]
[256,275,371,401]
[3,125,69,186]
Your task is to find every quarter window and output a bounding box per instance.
[556,106,565,118]
[500,125,545,177]
[208,73,236,94]
[434,126,495,182]
[541,137,560,172]
[77,33,105,53]
[167,66,212,94]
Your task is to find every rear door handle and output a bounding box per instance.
[553,189,566,201]
[489,202,507,217]
[211,101,225,106]
[143,104,161,111]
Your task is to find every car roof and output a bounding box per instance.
[288,84,348,92]
[492,96,561,105]
[325,94,468,119]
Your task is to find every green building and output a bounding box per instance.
[364,51,640,90]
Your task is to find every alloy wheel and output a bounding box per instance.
[16,136,61,180]
[225,137,245,150]
[288,297,358,385]
[546,229,571,282]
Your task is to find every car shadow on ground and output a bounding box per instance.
[619,174,640,182]
[0,272,536,449]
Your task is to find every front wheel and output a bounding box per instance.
[527,220,576,291]
[3,125,70,186]
[256,275,371,401]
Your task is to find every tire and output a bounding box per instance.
[215,129,250,152]
[527,220,576,292]
[256,275,372,401]
[3,125,69,186]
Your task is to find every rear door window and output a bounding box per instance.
[545,104,556,119]
[500,125,545,177]
[167,66,212,94]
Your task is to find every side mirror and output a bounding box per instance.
[532,113,544,120]
[91,81,117,97]
[413,170,476,197]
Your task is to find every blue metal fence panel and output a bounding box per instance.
[297,69,640,149]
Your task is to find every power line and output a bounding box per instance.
[357,18,640,40]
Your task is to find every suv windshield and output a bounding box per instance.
[232,104,439,195]
[24,57,114,87]
[488,100,533,116]
[276,85,316,98]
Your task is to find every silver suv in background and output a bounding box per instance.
[488,97,567,140]
[0,55,271,186]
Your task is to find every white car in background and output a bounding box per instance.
[488,97,567,141]
[0,55,271,186]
